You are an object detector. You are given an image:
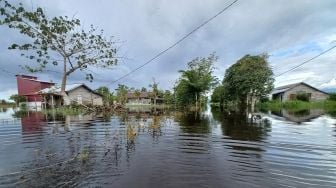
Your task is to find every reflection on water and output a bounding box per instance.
[0,107,335,187]
[270,108,325,123]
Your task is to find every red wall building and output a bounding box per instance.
[16,75,54,105]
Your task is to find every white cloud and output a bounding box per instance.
[1,0,336,98]
[0,89,18,101]
[321,78,336,89]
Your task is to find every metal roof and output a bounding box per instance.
[38,83,102,96]
[271,82,329,95]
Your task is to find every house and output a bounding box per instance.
[39,83,103,107]
[271,82,329,102]
[126,91,164,105]
[16,74,55,109]
[126,92,152,105]
[16,75,103,109]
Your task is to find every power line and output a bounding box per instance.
[109,0,239,84]
[275,45,336,78]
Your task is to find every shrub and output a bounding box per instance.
[19,103,27,110]
[329,93,336,101]
[296,93,310,102]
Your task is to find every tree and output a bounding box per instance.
[329,93,336,101]
[141,87,147,92]
[163,90,174,104]
[149,78,159,106]
[211,85,224,104]
[134,89,141,104]
[96,86,113,105]
[9,94,26,106]
[116,84,128,105]
[176,53,218,107]
[1,99,6,104]
[222,54,274,111]
[0,1,118,95]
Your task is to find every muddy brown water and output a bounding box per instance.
[0,107,335,188]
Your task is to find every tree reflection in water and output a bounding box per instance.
[174,111,211,134]
[211,108,271,142]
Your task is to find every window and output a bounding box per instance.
[289,94,296,100]
[77,95,83,104]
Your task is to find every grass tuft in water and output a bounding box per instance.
[42,106,89,115]
[77,149,90,163]
[259,100,336,113]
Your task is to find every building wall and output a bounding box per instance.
[283,84,329,101]
[127,98,151,105]
[16,75,54,102]
[66,87,103,106]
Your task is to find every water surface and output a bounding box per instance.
[0,107,335,187]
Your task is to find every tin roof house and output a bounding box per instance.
[16,75,103,109]
[39,83,103,107]
[271,82,329,102]
[126,91,164,105]
[126,91,152,105]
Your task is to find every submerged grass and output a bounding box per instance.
[42,106,89,115]
[259,100,336,112]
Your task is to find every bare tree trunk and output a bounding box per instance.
[61,57,68,105]
[61,57,67,94]
[195,93,198,109]
[154,94,157,106]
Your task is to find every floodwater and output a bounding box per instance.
[0,107,335,188]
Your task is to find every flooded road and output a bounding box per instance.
[0,107,335,187]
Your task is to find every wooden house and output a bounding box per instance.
[271,82,329,102]
[126,92,152,105]
[39,83,103,107]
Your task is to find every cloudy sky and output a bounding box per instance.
[1,0,336,100]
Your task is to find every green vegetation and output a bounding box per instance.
[213,54,274,111]
[162,90,174,105]
[259,100,336,112]
[329,93,336,101]
[42,106,89,115]
[149,79,159,106]
[211,85,224,104]
[116,84,129,104]
[9,94,26,106]
[0,99,15,107]
[95,86,114,105]
[0,0,118,93]
[175,53,218,107]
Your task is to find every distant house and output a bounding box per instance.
[126,92,152,105]
[271,82,329,102]
[16,75,103,109]
[126,91,164,105]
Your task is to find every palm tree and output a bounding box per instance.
[116,84,128,105]
[134,89,141,104]
[149,78,159,106]
[178,54,218,108]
